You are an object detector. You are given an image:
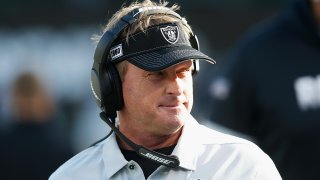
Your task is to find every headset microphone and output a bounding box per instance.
[99,112,180,168]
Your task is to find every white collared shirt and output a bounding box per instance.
[50,116,281,180]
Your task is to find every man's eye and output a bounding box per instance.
[151,71,164,76]
[177,68,192,77]
[146,71,164,80]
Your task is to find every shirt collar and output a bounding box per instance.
[171,114,202,170]
[102,133,128,179]
[102,114,202,178]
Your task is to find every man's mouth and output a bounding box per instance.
[159,102,187,110]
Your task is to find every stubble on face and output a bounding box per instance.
[118,61,194,148]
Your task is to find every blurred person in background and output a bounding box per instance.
[0,72,74,180]
[209,0,320,179]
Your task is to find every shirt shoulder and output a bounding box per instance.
[195,124,282,179]
[197,123,255,145]
[197,124,270,161]
[49,142,105,180]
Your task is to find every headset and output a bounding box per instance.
[91,6,200,118]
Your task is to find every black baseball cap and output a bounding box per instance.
[109,22,215,71]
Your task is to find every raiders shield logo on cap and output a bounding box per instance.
[160,25,179,44]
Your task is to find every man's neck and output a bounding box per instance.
[116,127,182,150]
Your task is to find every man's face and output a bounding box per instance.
[119,60,194,136]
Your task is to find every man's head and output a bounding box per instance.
[91,0,215,119]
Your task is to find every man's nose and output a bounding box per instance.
[166,76,184,96]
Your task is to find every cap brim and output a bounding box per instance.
[128,46,216,72]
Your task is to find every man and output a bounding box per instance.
[50,0,281,179]
[209,0,320,179]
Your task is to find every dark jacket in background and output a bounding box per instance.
[0,119,74,180]
[210,0,320,179]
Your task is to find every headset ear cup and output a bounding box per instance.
[189,34,199,50]
[100,63,124,115]
[192,60,199,75]
[189,34,200,75]
[91,68,103,108]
